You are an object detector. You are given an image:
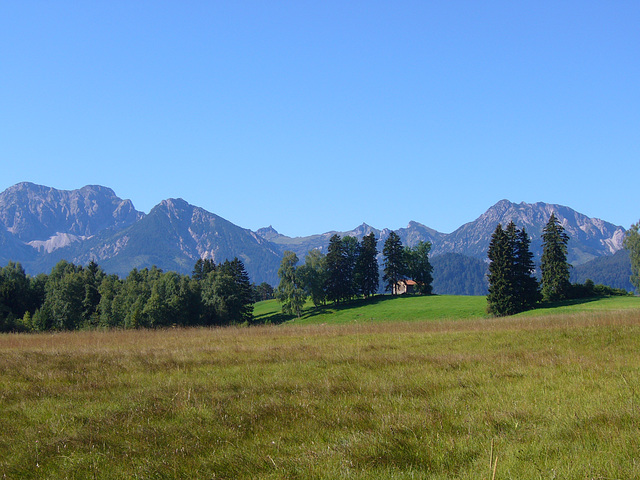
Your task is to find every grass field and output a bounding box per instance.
[2,296,640,479]
[254,294,640,325]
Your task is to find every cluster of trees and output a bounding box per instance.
[488,213,635,317]
[487,221,540,316]
[275,232,433,317]
[0,257,262,332]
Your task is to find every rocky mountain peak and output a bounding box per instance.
[0,182,143,242]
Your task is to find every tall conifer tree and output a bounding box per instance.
[325,234,347,303]
[355,233,379,298]
[541,213,571,302]
[487,222,538,316]
[514,227,540,310]
[487,224,517,316]
[383,231,406,295]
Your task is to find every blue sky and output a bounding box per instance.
[1,1,638,236]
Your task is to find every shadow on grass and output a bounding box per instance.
[253,294,414,325]
[533,297,602,310]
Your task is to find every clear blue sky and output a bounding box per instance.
[1,1,638,236]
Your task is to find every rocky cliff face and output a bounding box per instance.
[31,197,282,284]
[0,182,143,243]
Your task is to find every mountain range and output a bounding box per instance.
[0,182,633,292]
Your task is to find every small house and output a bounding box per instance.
[394,279,417,295]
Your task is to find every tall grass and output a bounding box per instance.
[1,308,640,478]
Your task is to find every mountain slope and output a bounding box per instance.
[60,198,283,284]
[570,249,634,292]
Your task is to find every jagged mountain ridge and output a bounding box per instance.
[26,197,283,285]
[0,183,630,290]
[0,182,143,243]
[433,199,626,264]
[260,200,625,267]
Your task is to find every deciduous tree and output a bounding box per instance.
[405,241,433,295]
[298,249,327,307]
[275,251,306,317]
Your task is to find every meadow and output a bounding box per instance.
[1,295,640,479]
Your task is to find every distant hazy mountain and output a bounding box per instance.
[0,183,631,292]
[431,253,488,296]
[570,249,634,292]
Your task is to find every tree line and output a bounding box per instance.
[0,257,266,332]
[487,213,633,317]
[275,232,434,317]
[2,215,637,330]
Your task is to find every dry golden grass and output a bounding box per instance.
[1,308,640,479]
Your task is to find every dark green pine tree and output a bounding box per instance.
[325,234,347,303]
[192,258,216,281]
[487,224,518,316]
[217,258,255,323]
[514,227,540,311]
[341,236,360,300]
[383,231,406,295]
[541,213,571,302]
[355,233,379,298]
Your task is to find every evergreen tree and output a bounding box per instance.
[253,282,275,302]
[275,251,306,317]
[487,222,539,316]
[514,227,540,310]
[383,231,406,294]
[341,236,360,300]
[405,241,434,295]
[541,213,571,302]
[355,233,379,298]
[325,234,348,303]
[81,260,104,326]
[624,221,640,293]
[217,258,255,323]
[487,224,518,316]
[192,258,216,281]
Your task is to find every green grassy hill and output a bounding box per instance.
[254,294,640,325]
